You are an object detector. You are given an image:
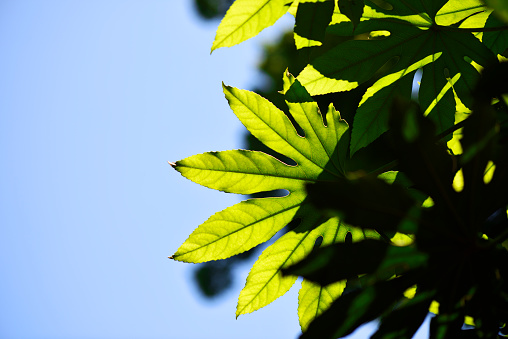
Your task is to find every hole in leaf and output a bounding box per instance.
[354,30,390,41]
[285,111,306,138]
[249,189,290,199]
[412,69,422,100]
[345,231,353,244]
[245,134,297,166]
[313,236,323,250]
[368,30,391,40]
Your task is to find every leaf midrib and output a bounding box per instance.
[178,161,343,183]
[237,221,320,315]
[174,197,302,259]
[214,0,277,48]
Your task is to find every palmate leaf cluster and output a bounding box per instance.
[170,0,508,337]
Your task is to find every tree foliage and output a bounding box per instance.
[171,0,508,337]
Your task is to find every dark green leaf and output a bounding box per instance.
[338,0,364,30]
[298,0,498,151]
[282,239,389,285]
[300,273,418,339]
[306,175,417,233]
[294,0,335,49]
[372,290,435,339]
[429,310,464,339]
[388,98,457,211]
[482,12,508,55]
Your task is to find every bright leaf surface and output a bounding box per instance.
[172,72,377,323]
[211,0,293,51]
[297,0,500,153]
[172,72,349,263]
[172,0,508,337]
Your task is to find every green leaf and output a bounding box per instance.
[223,82,347,177]
[297,0,497,150]
[211,0,292,51]
[306,174,417,233]
[301,273,418,339]
[173,74,349,262]
[351,53,440,154]
[372,290,435,339]
[338,0,364,30]
[388,98,457,211]
[283,239,389,285]
[236,214,334,316]
[294,0,335,49]
[435,0,485,26]
[172,72,362,315]
[482,11,508,55]
[297,220,375,331]
[171,193,304,263]
[298,279,346,331]
[486,0,508,24]
[173,0,508,335]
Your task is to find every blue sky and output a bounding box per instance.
[0,1,428,338]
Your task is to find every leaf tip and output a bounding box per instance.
[222,82,231,91]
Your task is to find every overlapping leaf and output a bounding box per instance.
[296,221,377,330]
[483,11,508,55]
[171,72,378,321]
[293,0,335,49]
[171,72,348,261]
[292,71,508,337]
[296,0,500,153]
[173,0,508,337]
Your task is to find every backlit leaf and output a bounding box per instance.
[236,214,334,316]
[296,220,374,330]
[301,273,418,339]
[297,0,498,152]
[211,0,293,51]
[298,279,346,331]
[338,0,364,29]
[172,72,364,315]
[294,0,335,49]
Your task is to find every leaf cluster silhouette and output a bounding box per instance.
[172,0,508,337]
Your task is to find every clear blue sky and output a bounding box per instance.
[0,1,429,338]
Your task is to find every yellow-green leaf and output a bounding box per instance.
[211,0,292,51]
[236,212,326,316]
